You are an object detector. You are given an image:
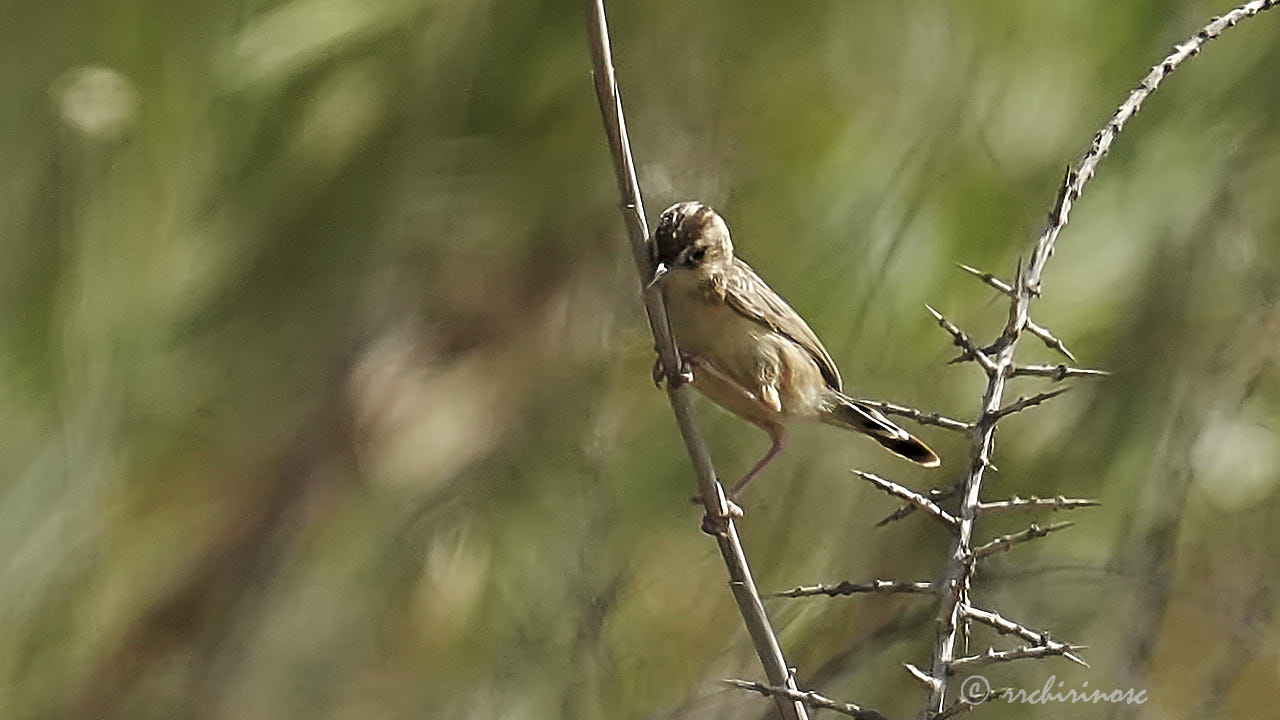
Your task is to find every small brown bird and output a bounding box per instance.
[650,201,939,501]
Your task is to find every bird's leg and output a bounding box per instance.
[698,429,783,534]
[730,426,787,499]
[652,349,697,388]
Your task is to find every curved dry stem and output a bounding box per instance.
[583,3,808,719]
[1026,0,1279,299]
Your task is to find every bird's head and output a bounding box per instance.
[650,201,733,285]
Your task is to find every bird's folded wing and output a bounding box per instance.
[722,259,843,391]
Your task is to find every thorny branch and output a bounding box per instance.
[877,488,955,527]
[1009,363,1109,380]
[924,305,997,375]
[962,605,1088,667]
[776,580,936,598]
[970,521,1075,560]
[917,3,1278,717]
[948,644,1088,673]
[971,522,1074,560]
[853,471,959,528]
[955,264,1078,361]
[858,399,973,433]
[987,388,1071,422]
[724,680,888,720]
[583,3,808,719]
[976,495,1099,516]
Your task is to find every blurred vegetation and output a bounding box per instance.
[1,1,1278,718]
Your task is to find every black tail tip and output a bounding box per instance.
[877,436,941,468]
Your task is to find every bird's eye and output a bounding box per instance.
[687,247,706,264]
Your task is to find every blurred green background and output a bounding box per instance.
[1,0,1278,718]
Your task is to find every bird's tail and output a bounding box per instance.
[822,392,940,467]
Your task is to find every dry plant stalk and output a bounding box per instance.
[585,0,1277,718]
[584,3,809,719]
[913,3,1277,716]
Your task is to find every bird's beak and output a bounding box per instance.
[647,262,668,289]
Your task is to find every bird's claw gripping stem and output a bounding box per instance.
[652,352,696,388]
[692,489,744,536]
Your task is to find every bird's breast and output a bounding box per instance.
[659,267,830,421]
[661,269,757,366]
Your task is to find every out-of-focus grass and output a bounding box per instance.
[0,1,1277,718]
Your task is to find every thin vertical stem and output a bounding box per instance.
[583,3,808,718]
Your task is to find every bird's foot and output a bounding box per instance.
[653,352,696,388]
[700,499,744,535]
[692,491,744,535]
